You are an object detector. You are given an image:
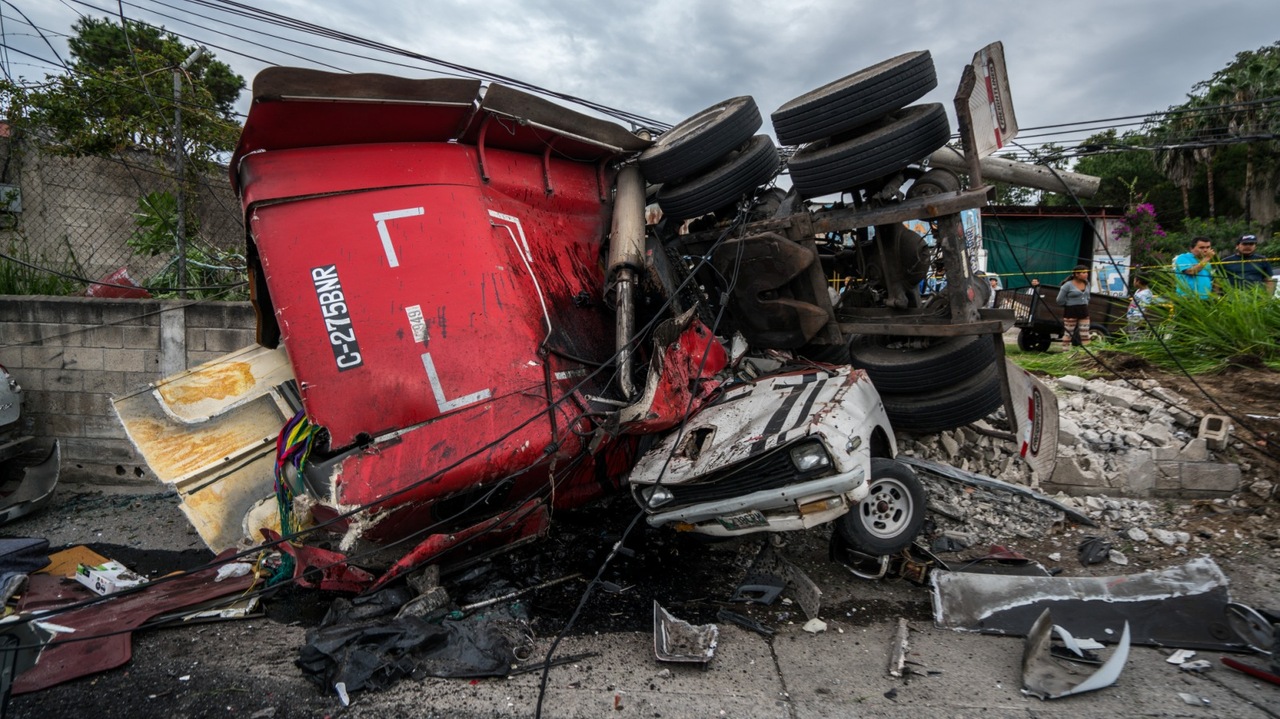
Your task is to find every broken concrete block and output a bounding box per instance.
[1197,414,1231,451]
[1151,528,1178,546]
[1138,421,1173,446]
[940,433,960,460]
[1249,480,1275,499]
[1101,388,1142,410]
[1058,416,1080,446]
[1058,375,1087,392]
[1122,453,1159,495]
[1180,438,1209,462]
[1151,444,1180,461]
[1170,408,1198,428]
[1127,528,1150,542]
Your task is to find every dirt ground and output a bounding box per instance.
[2,366,1278,718]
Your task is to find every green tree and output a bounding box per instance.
[1,16,244,167]
[1067,130,1179,214]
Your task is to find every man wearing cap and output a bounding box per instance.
[1220,234,1275,294]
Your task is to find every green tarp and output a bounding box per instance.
[983,217,1087,287]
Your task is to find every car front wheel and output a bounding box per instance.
[837,458,926,555]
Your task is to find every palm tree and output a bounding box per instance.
[1199,44,1280,222]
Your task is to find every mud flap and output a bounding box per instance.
[113,345,298,551]
[1003,358,1058,478]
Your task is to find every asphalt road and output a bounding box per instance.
[3,487,1278,719]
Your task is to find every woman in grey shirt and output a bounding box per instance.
[1056,265,1091,348]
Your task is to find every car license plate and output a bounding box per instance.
[717,510,767,531]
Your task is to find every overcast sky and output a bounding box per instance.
[3,0,1277,157]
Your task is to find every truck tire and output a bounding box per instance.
[836,458,926,556]
[879,363,1003,434]
[788,104,951,197]
[905,167,961,198]
[640,96,763,184]
[772,51,937,146]
[656,135,779,220]
[848,334,996,394]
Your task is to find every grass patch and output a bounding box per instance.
[1120,282,1280,374]
[0,237,82,295]
[1005,344,1103,377]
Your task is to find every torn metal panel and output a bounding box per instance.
[900,456,1095,527]
[653,602,717,664]
[742,544,822,621]
[1021,608,1130,700]
[113,344,298,552]
[932,557,1242,650]
[616,309,725,435]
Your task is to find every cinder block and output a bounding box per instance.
[58,346,105,372]
[59,438,138,463]
[101,348,147,373]
[79,325,124,349]
[1180,462,1241,493]
[44,370,83,392]
[0,346,21,368]
[60,302,103,325]
[1153,460,1183,490]
[122,325,160,349]
[184,327,207,352]
[204,329,255,353]
[21,345,66,370]
[1197,414,1231,451]
[83,371,127,395]
[101,300,152,325]
[1180,437,1209,462]
[82,415,128,439]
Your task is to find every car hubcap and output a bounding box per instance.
[860,477,913,539]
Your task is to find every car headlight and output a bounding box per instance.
[643,485,674,508]
[788,443,830,473]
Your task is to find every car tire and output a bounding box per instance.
[848,334,997,394]
[772,51,937,146]
[788,104,951,197]
[640,96,763,184]
[879,363,1004,434]
[656,135,780,220]
[836,457,926,556]
[905,167,961,198]
[1017,328,1052,353]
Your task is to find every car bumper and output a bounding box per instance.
[643,466,869,535]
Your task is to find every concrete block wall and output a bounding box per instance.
[0,295,256,486]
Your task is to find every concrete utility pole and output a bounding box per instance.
[173,46,205,298]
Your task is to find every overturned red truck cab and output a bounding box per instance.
[117,66,944,588]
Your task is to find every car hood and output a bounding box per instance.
[628,366,883,487]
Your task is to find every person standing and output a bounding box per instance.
[1126,275,1155,335]
[1220,234,1275,294]
[1173,236,1215,298]
[1056,265,1092,349]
